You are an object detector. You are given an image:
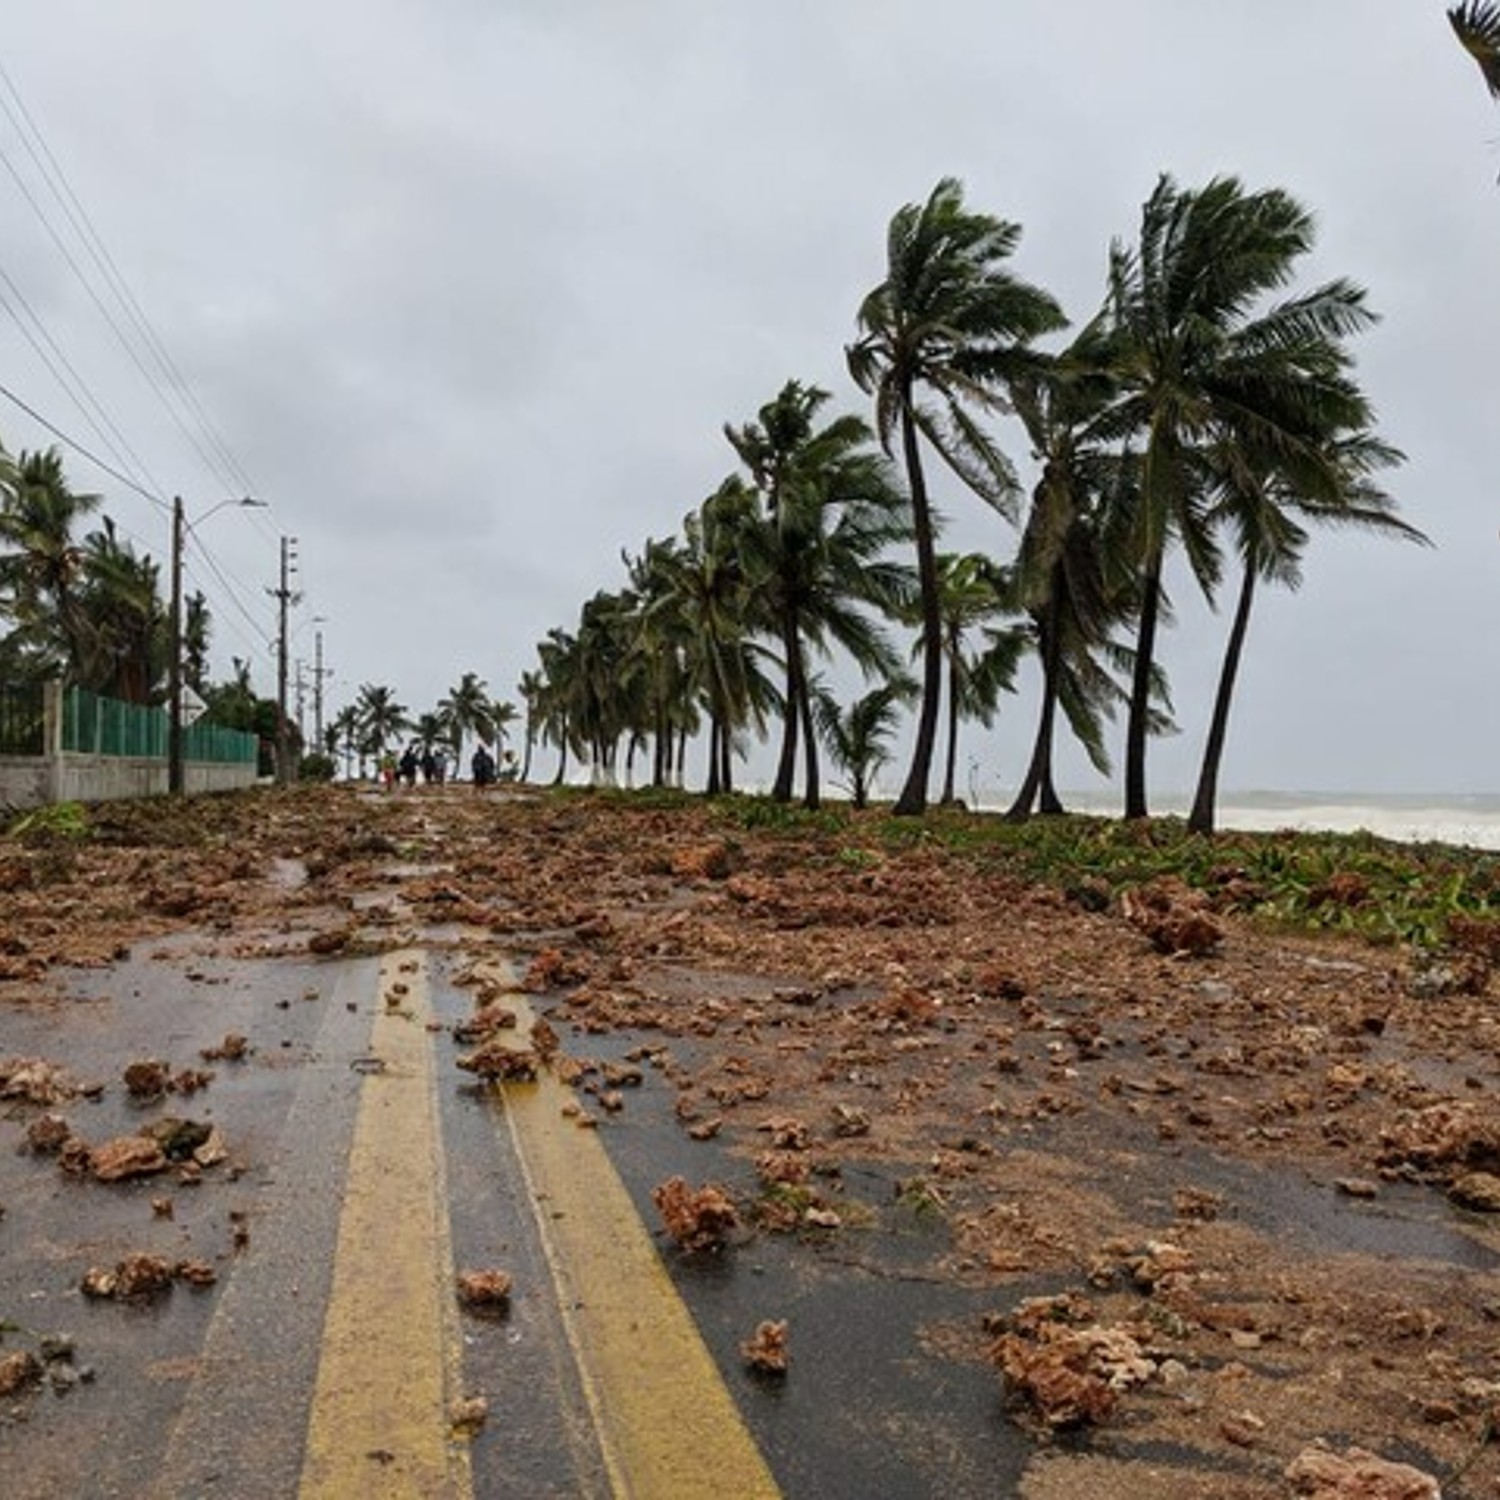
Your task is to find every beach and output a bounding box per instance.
[970,788,1500,852]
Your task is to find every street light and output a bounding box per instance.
[169,495,267,795]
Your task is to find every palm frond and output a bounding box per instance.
[1451,2,1500,99]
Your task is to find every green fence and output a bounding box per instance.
[61,687,257,766]
[0,682,45,756]
[183,719,260,766]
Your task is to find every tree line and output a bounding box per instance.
[517,172,1425,831]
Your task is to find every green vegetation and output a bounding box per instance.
[6,800,90,843]
[703,792,1500,952]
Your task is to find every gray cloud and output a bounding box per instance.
[3,1,1496,793]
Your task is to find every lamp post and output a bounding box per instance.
[168,495,266,795]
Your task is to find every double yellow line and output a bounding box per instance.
[300,950,471,1496]
[299,952,779,1498]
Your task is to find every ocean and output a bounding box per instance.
[974,790,1500,853]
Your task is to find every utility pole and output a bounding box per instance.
[168,496,185,795]
[273,535,299,785]
[313,625,328,748]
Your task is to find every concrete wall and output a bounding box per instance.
[0,684,257,812]
[0,752,257,811]
[0,758,50,811]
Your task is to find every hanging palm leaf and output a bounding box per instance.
[1450,2,1500,99]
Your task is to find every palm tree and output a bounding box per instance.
[813,679,917,809]
[848,178,1066,815]
[77,517,163,703]
[1104,174,1379,819]
[726,380,912,809]
[1187,417,1420,834]
[534,628,579,784]
[622,537,695,788]
[0,447,99,680]
[327,703,361,779]
[516,668,544,782]
[927,552,1026,807]
[653,480,779,794]
[414,711,446,757]
[183,591,211,693]
[438,671,496,775]
[355,682,409,760]
[1002,324,1142,821]
[1450,3,1500,97]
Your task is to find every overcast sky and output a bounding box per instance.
[3,2,1497,799]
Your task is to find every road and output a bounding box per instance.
[0,927,1014,1499]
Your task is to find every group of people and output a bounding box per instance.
[375,742,516,789]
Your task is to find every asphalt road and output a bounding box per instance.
[0,934,1018,1499]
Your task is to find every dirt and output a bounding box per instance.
[2,783,1498,1497]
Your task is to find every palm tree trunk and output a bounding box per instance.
[1039,767,1065,815]
[772,613,800,802]
[940,649,960,805]
[798,665,821,810]
[706,719,722,795]
[1006,603,1059,822]
[521,728,534,783]
[1189,561,1257,836]
[895,396,941,817]
[1124,553,1163,820]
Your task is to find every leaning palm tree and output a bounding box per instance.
[1187,414,1420,835]
[848,178,1066,815]
[1450,2,1500,98]
[1104,174,1378,819]
[1002,322,1144,821]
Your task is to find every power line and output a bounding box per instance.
[0,63,259,501]
[0,108,250,503]
[0,259,164,496]
[0,376,169,512]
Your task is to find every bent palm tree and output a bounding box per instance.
[848,178,1065,815]
[1187,416,1420,835]
[1003,323,1140,821]
[1105,174,1377,819]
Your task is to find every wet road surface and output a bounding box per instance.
[5,918,1495,1498]
[0,937,1010,1498]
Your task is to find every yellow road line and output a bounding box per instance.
[490,974,781,1500]
[300,950,472,1499]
